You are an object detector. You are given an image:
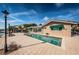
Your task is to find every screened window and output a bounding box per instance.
[50,24,64,30]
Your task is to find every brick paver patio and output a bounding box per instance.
[0,33,79,55]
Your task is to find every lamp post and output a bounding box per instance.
[2,10,9,54]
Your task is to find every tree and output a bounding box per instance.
[39,24,42,26]
[8,26,14,36]
[8,26,13,32]
[18,25,24,32]
[23,23,37,28]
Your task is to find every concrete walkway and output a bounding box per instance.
[0,33,79,55]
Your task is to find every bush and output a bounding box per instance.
[8,42,21,51]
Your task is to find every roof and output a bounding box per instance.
[42,19,79,28]
[27,26,41,28]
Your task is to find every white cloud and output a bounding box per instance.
[41,16,50,25]
[10,9,37,16]
[10,12,29,16]
[0,15,25,24]
[57,14,72,18]
[30,9,37,14]
[0,9,38,25]
[55,3,64,7]
[60,9,79,20]
[56,14,75,20]
[42,16,49,21]
[69,9,79,16]
[0,9,35,26]
[9,15,25,23]
[51,17,54,19]
[8,19,24,23]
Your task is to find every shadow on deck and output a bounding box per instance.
[6,41,46,54]
[20,41,46,49]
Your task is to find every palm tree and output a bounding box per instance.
[8,25,13,36]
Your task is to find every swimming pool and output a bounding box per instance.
[29,34,62,46]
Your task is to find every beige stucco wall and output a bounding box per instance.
[41,23,72,49]
[42,24,72,38]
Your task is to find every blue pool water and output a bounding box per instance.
[29,34,62,46]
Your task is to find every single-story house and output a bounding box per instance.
[27,26,41,32]
[42,20,79,38]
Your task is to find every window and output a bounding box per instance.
[50,24,64,31]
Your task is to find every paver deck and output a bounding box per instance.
[0,33,79,55]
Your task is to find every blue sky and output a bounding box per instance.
[0,3,79,29]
